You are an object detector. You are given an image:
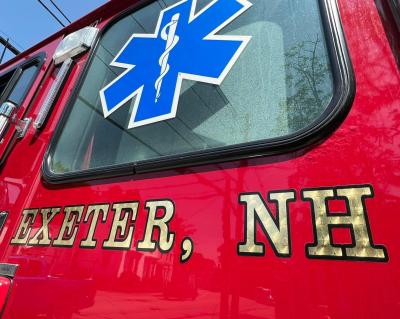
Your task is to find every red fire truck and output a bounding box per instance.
[0,0,399,318]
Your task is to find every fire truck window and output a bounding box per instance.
[7,64,39,105]
[0,71,15,101]
[50,0,334,174]
[392,0,400,11]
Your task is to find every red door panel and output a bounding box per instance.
[0,0,399,318]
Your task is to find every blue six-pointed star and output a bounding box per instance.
[100,0,252,128]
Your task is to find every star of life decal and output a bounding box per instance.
[100,0,252,128]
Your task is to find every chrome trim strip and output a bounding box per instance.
[0,264,18,278]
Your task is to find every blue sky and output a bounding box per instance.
[0,0,108,63]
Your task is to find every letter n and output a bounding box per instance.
[237,191,296,256]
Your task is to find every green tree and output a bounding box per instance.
[285,36,332,132]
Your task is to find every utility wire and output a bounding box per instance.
[36,0,66,27]
[49,0,71,24]
[0,30,24,51]
[0,37,20,56]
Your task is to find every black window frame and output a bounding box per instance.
[42,0,355,184]
[389,0,400,16]
[376,0,400,68]
[388,0,400,47]
[0,54,45,107]
[0,53,46,166]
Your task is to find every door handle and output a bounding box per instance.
[0,102,16,142]
[0,101,32,143]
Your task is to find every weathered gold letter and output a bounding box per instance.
[80,204,109,248]
[137,200,175,252]
[302,185,387,261]
[238,191,295,256]
[103,202,138,250]
[11,209,38,245]
[53,206,84,247]
[28,208,60,246]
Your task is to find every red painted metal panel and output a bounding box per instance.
[0,0,398,318]
[0,277,11,314]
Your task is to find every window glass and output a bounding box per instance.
[391,0,400,28]
[393,0,400,11]
[50,0,334,174]
[0,63,39,106]
[8,65,39,105]
[0,71,14,99]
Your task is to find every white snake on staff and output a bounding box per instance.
[155,13,181,102]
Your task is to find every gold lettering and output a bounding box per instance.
[10,209,38,245]
[238,191,295,256]
[103,202,138,250]
[28,208,59,246]
[80,204,109,248]
[53,206,84,247]
[137,200,175,252]
[303,186,387,261]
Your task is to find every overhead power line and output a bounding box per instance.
[0,37,20,56]
[0,36,21,64]
[0,30,24,51]
[36,0,66,27]
[49,0,71,24]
